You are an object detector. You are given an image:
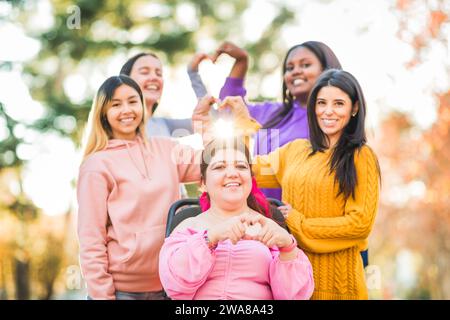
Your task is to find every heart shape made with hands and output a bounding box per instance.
[244,222,262,238]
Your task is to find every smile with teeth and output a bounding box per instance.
[119,117,135,124]
[224,182,241,188]
[321,118,338,126]
[293,78,305,86]
[145,84,160,91]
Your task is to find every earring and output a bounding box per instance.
[285,89,290,97]
[352,112,357,117]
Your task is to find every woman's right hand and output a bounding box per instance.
[192,95,217,135]
[210,41,248,63]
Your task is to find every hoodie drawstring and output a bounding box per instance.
[124,139,151,180]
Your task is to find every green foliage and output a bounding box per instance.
[14,0,294,146]
[0,103,24,169]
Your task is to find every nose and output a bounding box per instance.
[324,103,334,115]
[292,64,303,75]
[224,165,239,178]
[148,70,160,81]
[121,102,133,113]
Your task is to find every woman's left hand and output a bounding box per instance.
[243,213,292,249]
[218,96,261,135]
[188,53,210,72]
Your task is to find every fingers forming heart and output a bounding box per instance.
[209,52,220,63]
[243,222,262,240]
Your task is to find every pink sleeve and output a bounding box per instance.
[159,228,215,299]
[170,140,201,183]
[269,248,315,300]
[77,169,116,300]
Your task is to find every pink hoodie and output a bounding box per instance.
[77,136,200,299]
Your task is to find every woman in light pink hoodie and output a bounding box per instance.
[77,75,205,300]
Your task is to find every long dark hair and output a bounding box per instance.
[263,41,342,129]
[307,69,374,200]
[120,52,160,114]
[199,137,271,217]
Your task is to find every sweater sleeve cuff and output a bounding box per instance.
[225,77,244,87]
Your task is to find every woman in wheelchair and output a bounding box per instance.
[159,138,314,300]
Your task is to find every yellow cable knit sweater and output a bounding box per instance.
[253,139,380,300]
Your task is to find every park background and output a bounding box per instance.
[0,0,448,299]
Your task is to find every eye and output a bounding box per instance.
[129,100,138,104]
[112,103,120,107]
[336,101,345,107]
[317,100,325,105]
[212,164,225,170]
[285,65,294,72]
[236,164,248,170]
[301,63,311,68]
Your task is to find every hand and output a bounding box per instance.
[245,213,292,249]
[218,96,261,135]
[192,95,216,125]
[210,41,248,63]
[207,214,248,245]
[277,203,293,219]
[188,53,210,72]
[192,95,216,119]
[192,95,217,138]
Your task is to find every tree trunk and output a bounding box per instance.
[14,258,30,300]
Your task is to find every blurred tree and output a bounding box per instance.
[18,0,295,146]
[33,233,64,300]
[370,0,449,299]
[0,103,24,170]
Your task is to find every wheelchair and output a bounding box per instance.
[164,197,369,268]
[165,197,287,238]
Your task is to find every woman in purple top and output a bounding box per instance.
[189,41,342,201]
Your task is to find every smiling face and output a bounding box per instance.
[315,85,358,147]
[129,55,163,115]
[105,84,144,140]
[203,148,252,211]
[284,46,323,101]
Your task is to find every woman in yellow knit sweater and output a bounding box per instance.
[203,69,381,299]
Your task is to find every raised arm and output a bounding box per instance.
[187,52,209,99]
[191,95,218,145]
[211,41,249,79]
[212,42,249,100]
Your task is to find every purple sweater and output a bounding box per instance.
[220,77,309,201]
